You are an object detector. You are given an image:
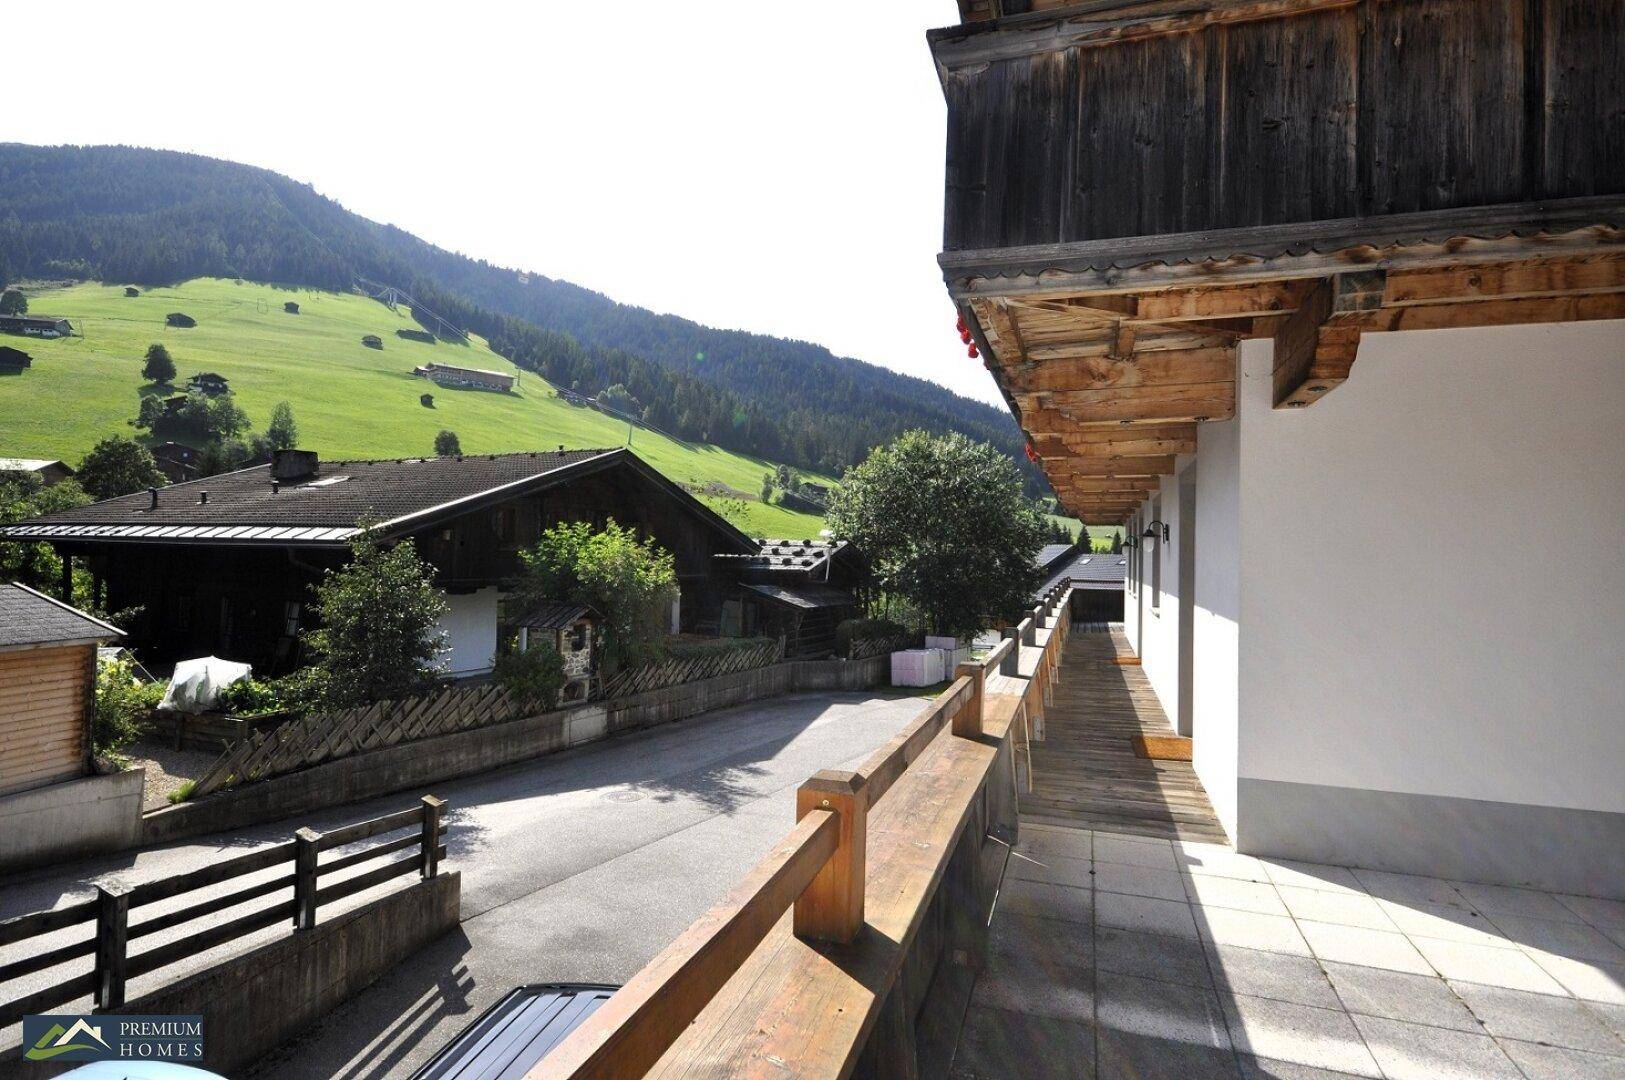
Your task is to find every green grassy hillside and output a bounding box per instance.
[0,279,831,537]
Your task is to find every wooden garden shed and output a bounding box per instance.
[0,582,123,796]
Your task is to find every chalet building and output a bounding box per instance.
[714,539,863,658]
[931,0,1623,895]
[149,441,202,483]
[413,362,516,392]
[0,315,73,338]
[0,458,76,487]
[2,448,755,677]
[0,345,31,372]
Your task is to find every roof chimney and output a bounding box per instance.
[271,479,280,494]
[272,448,319,482]
[198,491,208,505]
[148,487,158,510]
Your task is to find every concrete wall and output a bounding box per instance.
[436,587,500,677]
[0,769,143,871]
[16,874,461,1078]
[1191,417,1241,838]
[143,655,888,847]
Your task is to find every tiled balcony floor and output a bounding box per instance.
[951,822,1625,1079]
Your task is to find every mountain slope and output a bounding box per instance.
[0,143,1034,487]
[0,278,831,538]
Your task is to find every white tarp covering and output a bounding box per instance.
[160,656,252,713]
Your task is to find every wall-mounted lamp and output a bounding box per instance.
[1142,519,1169,543]
[1120,536,1137,549]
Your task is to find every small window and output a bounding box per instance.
[494,506,517,543]
[283,601,302,637]
[570,624,588,651]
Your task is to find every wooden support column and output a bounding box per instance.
[59,552,72,603]
[294,827,321,930]
[421,795,444,879]
[93,883,130,1008]
[953,661,985,737]
[1274,272,1383,408]
[793,770,867,943]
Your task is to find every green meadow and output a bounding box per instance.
[0,279,832,537]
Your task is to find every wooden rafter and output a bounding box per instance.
[968,249,1625,522]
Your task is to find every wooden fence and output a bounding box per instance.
[531,586,1076,1077]
[0,797,446,1026]
[846,632,921,661]
[593,637,784,700]
[190,683,527,798]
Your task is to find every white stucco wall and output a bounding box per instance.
[436,588,500,677]
[1191,417,1241,837]
[1235,321,1625,814]
[1137,468,1190,729]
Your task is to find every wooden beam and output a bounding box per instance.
[1042,455,1179,477]
[1019,383,1235,425]
[1349,290,1625,332]
[1031,425,1198,458]
[1385,255,1625,306]
[1003,349,1233,393]
[1271,277,1356,409]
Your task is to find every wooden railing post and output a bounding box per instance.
[953,661,984,737]
[294,827,321,930]
[999,627,1020,675]
[93,883,129,1009]
[421,795,445,879]
[794,771,866,943]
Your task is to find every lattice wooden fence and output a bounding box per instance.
[595,637,784,700]
[847,633,921,661]
[189,682,530,798]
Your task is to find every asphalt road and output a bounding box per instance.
[0,688,924,1078]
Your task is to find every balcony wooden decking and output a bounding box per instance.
[1024,627,1227,844]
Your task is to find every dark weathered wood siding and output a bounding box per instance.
[938,0,1625,251]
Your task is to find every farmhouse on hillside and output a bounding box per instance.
[2,448,756,676]
[0,457,76,487]
[0,315,73,338]
[149,441,202,483]
[713,539,863,657]
[0,346,32,372]
[413,362,516,392]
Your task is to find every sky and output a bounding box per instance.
[10,2,1002,403]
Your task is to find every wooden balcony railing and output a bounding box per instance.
[534,584,1076,1078]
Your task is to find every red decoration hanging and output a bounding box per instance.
[956,314,967,334]
[967,343,979,358]
[959,329,972,344]
[1024,442,1040,463]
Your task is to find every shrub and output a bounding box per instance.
[166,312,196,328]
[168,779,198,804]
[94,655,162,755]
[214,677,286,716]
[835,617,909,657]
[142,342,176,384]
[493,638,566,709]
[362,334,383,349]
[78,436,165,499]
[434,429,461,456]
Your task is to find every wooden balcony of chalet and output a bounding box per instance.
[929,0,1623,525]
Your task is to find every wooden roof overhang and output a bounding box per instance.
[930,0,1625,523]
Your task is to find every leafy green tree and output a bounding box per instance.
[434,429,461,456]
[267,402,298,452]
[177,391,249,442]
[827,430,1046,640]
[0,288,26,315]
[133,394,167,430]
[0,472,92,592]
[760,472,775,504]
[515,519,676,675]
[77,437,165,500]
[142,343,176,384]
[300,531,448,710]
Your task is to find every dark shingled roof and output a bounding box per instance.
[0,582,123,649]
[743,582,859,611]
[0,449,644,547]
[516,601,595,631]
